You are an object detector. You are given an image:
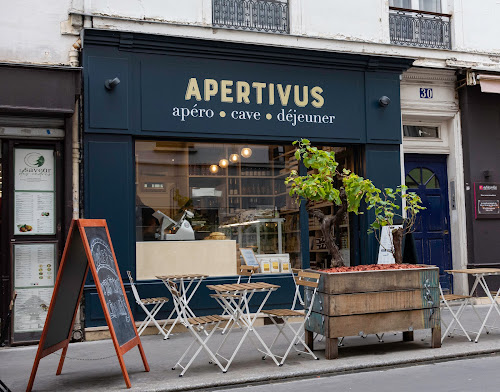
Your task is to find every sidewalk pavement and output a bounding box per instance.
[2,305,500,392]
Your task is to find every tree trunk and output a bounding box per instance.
[392,227,404,264]
[310,190,348,268]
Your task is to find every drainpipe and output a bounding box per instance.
[69,38,83,340]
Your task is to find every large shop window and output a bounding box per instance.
[135,141,353,272]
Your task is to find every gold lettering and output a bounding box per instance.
[252,82,266,104]
[220,80,234,103]
[236,81,250,104]
[185,78,202,101]
[277,84,292,106]
[310,86,324,108]
[204,79,218,101]
[294,85,308,107]
[268,83,274,105]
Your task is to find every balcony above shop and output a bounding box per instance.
[212,0,289,34]
[389,7,451,49]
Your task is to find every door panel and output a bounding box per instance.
[404,154,452,289]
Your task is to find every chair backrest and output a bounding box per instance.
[126,271,141,303]
[290,268,305,310]
[237,265,257,284]
[295,271,321,318]
[294,271,320,289]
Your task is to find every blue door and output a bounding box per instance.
[404,155,452,289]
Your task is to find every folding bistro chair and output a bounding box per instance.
[262,270,321,365]
[169,280,226,377]
[127,271,169,339]
[440,283,473,342]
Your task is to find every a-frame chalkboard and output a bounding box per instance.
[26,219,149,391]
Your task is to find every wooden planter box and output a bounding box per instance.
[304,265,441,359]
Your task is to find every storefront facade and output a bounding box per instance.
[459,76,500,289]
[400,68,468,292]
[0,63,81,344]
[82,29,413,327]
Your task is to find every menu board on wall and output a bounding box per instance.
[14,287,53,333]
[475,183,500,219]
[14,148,56,235]
[14,243,56,287]
[13,242,57,333]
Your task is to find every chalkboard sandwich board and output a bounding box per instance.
[27,219,149,391]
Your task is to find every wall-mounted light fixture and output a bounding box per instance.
[378,96,391,107]
[105,77,121,90]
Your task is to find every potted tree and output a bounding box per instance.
[285,139,441,359]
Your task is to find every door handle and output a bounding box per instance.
[443,230,449,235]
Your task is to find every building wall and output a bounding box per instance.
[1,0,500,71]
[459,85,500,267]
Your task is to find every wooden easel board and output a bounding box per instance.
[27,219,149,391]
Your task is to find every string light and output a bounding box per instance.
[219,158,229,168]
[229,153,239,163]
[241,147,252,158]
[209,164,219,174]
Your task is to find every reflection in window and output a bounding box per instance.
[135,141,354,270]
[403,125,439,138]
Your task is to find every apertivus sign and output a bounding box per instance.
[475,183,500,219]
[140,55,365,141]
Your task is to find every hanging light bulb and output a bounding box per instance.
[241,147,252,158]
[229,153,239,163]
[219,158,229,168]
[209,164,219,174]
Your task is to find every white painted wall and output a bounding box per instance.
[0,0,76,65]
[1,0,499,69]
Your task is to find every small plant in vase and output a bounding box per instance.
[286,139,425,267]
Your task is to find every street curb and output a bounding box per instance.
[153,347,500,392]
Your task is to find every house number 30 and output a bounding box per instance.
[420,88,433,99]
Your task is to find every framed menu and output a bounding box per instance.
[13,242,57,334]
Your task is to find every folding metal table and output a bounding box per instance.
[207,282,281,371]
[157,274,208,339]
[446,268,500,342]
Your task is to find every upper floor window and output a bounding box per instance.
[389,0,451,49]
[212,0,289,34]
[390,0,441,13]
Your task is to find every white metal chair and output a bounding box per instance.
[440,283,473,342]
[262,270,321,365]
[169,280,226,377]
[127,271,169,339]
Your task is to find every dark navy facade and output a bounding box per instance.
[82,29,413,327]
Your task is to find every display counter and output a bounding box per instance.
[136,240,237,280]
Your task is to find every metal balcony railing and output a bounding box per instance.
[389,7,451,49]
[213,0,289,34]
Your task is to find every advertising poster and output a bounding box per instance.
[14,148,55,191]
[14,287,53,333]
[14,148,56,235]
[475,183,500,219]
[14,243,56,287]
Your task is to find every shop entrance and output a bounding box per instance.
[0,140,63,345]
[404,154,452,289]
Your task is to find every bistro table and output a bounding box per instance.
[207,282,281,371]
[446,268,500,342]
[156,274,208,339]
